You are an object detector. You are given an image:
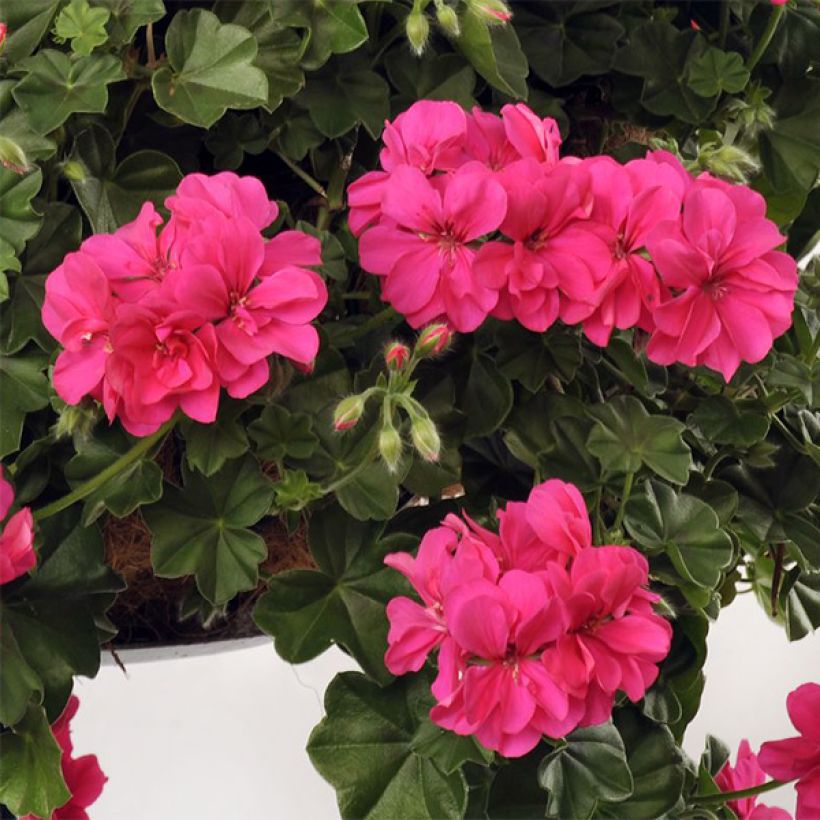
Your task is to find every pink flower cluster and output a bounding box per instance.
[23,696,106,820]
[716,740,790,820]
[0,465,35,585]
[351,101,798,381]
[42,173,328,436]
[383,479,672,757]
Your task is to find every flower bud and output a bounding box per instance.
[410,415,441,463]
[435,2,460,36]
[385,342,411,371]
[0,23,7,53]
[61,160,86,181]
[0,136,28,175]
[333,394,365,432]
[52,401,99,443]
[698,143,760,184]
[415,323,453,356]
[405,10,429,56]
[378,423,403,473]
[467,0,512,24]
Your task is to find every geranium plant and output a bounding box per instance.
[0,0,818,817]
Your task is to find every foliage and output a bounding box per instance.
[0,0,817,817]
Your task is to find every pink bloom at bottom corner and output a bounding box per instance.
[759,683,820,820]
[716,739,792,820]
[23,696,107,820]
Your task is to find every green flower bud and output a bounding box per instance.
[410,415,441,463]
[0,136,29,175]
[405,10,430,56]
[466,0,512,24]
[333,394,365,432]
[698,143,760,184]
[378,423,403,473]
[435,2,460,36]
[52,401,99,443]
[62,160,86,181]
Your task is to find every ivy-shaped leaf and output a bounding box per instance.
[0,516,124,723]
[0,627,43,727]
[92,0,166,46]
[151,8,268,128]
[384,50,476,109]
[53,0,111,55]
[614,20,715,124]
[144,456,274,605]
[463,353,514,439]
[686,46,749,98]
[0,0,62,63]
[0,704,69,819]
[248,403,318,462]
[411,721,493,775]
[0,167,42,259]
[253,503,408,683]
[0,350,49,458]
[538,722,633,820]
[12,50,125,134]
[307,672,467,819]
[587,395,692,484]
[0,81,56,168]
[456,11,528,99]
[625,480,733,589]
[517,6,624,88]
[688,396,770,447]
[64,425,164,525]
[781,568,820,642]
[180,398,249,477]
[67,123,182,234]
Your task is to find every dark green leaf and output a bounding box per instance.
[494,324,581,393]
[253,504,406,683]
[686,47,749,98]
[0,275,53,356]
[0,705,69,818]
[0,628,43,727]
[0,351,49,458]
[180,399,249,476]
[538,722,633,820]
[13,50,125,134]
[625,481,733,589]
[485,746,548,819]
[411,721,493,775]
[0,0,62,62]
[782,569,820,641]
[688,396,770,447]
[68,123,182,233]
[92,0,166,46]
[21,201,82,276]
[464,353,513,439]
[151,8,268,128]
[0,82,56,167]
[144,456,274,604]
[0,167,42,258]
[587,395,692,483]
[248,403,317,462]
[784,513,820,570]
[385,50,476,109]
[308,672,467,819]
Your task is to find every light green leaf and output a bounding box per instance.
[151,8,268,128]
[53,0,111,55]
[686,47,749,98]
[253,504,408,683]
[67,123,181,233]
[308,672,467,819]
[587,395,692,483]
[0,705,69,818]
[625,480,733,589]
[456,12,528,99]
[12,50,125,134]
[538,722,633,820]
[144,456,274,604]
[335,459,400,521]
[91,0,166,46]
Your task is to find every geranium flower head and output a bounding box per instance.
[760,683,820,820]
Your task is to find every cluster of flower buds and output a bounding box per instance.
[405,0,512,56]
[332,323,454,470]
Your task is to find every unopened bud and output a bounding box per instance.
[467,0,512,24]
[435,2,460,36]
[378,424,403,473]
[0,23,7,53]
[698,143,760,184]
[53,401,99,443]
[333,395,365,432]
[62,160,86,181]
[405,10,429,56]
[415,323,453,356]
[0,136,28,174]
[410,415,441,463]
[385,342,411,371]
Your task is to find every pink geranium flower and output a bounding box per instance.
[358,165,507,331]
[473,160,610,331]
[760,683,820,820]
[431,572,576,757]
[542,546,672,725]
[23,696,107,820]
[174,216,327,398]
[646,177,798,381]
[0,466,36,585]
[716,740,792,820]
[581,156,686,346]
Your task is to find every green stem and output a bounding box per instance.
[719,1,730,49]
[34,418,176,522]
[321,443,380,495]
[805,328,820,365]
[691,779,786,805]
[747,4,786,72]
[273,147,327,199]
[703,450,728,481]
[612,472,635,534]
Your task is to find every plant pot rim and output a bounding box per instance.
[102,635,270,665]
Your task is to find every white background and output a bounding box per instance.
[72,592,818,819]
